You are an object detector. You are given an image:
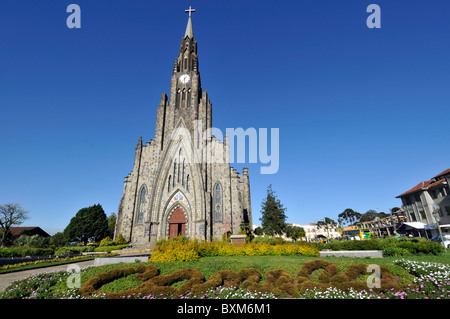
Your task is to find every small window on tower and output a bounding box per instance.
[184,58,188,69]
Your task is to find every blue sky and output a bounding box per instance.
[0,0,449,235]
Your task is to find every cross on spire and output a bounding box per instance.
[185,6,196,17]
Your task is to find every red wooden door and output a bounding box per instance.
[169,208,186,237]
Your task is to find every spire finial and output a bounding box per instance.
[185,6,196,17]
[184,6,195,38]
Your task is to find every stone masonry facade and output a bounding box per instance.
[114,14,252,246]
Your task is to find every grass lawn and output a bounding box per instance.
[3,251,449,299]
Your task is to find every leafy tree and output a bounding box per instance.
[254,227,264,236]
[63,204,109,245]
[259,185,287,236]
[50,232,66,248]
[0,203,29,247]
[239,221,254,242]
[360,210,391,222]
[13,234,50,248]
[285,225,305,242]
[378,212,389,218]
[360,210,379,222]
[338,208,361,227]
[317,217,337,241]
[107,212,117,238]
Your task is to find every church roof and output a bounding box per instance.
[185,16,194,38]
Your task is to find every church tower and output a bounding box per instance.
[114,7,252,247]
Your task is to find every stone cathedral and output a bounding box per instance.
[114,8,252,247]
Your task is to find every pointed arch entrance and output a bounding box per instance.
[169,207,186,237]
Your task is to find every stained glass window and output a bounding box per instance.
[137,186,146,224]
[215,183,222,221]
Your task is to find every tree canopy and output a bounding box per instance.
[63,204,109,245]
[338,208,361,227]
[0,203,29,247]
[285,225,305,242]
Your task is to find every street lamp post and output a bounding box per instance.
[432,204,447,253]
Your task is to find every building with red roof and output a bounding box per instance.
[396,169,450,238]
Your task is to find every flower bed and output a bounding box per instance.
[2,258,449,299]
[0,255,93,272]
[149,237,320,262]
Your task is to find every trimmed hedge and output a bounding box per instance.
[55,246,94,256]
[94,244,129,253]
[79,260,412,299]
[0,247,54,257]
[322,238,444,256]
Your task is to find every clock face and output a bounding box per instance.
[179,74,190,84]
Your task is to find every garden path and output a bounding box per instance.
[0,260,95,292]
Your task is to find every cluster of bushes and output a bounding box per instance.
[1,234,130,258]
[78,260,409,299]
[149,236,320,262]
[0,234,64,257]
[321,237,444,256]
[92,234,129,253]
[54,246,94,256]
[0,247,54,258]
[98,234,127,247]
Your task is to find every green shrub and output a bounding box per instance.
[323,238,444,255]
[94,244,129,253]
[114,234,128,245]
[0,247,54,257]
[99,237,114,247]
[323,239,383,251]
[382,246,411,257]
[55,246,94,255]
[252,235,286,245]
[396,240,443,255]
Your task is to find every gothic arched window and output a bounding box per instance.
[176,89,181,107]
[173,161,177,186]
[137,186,146,224]
[178,149,182,183]
[168,176,172,192]
[214,183,222,221]
[182,159,186,186]
[186,175,190,192]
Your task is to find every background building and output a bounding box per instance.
[294,223,341,242]
[356,211,407,237]
[396,168,450,238]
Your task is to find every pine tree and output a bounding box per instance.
[259,185,287,236]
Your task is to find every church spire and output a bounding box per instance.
[184,6,195,38]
